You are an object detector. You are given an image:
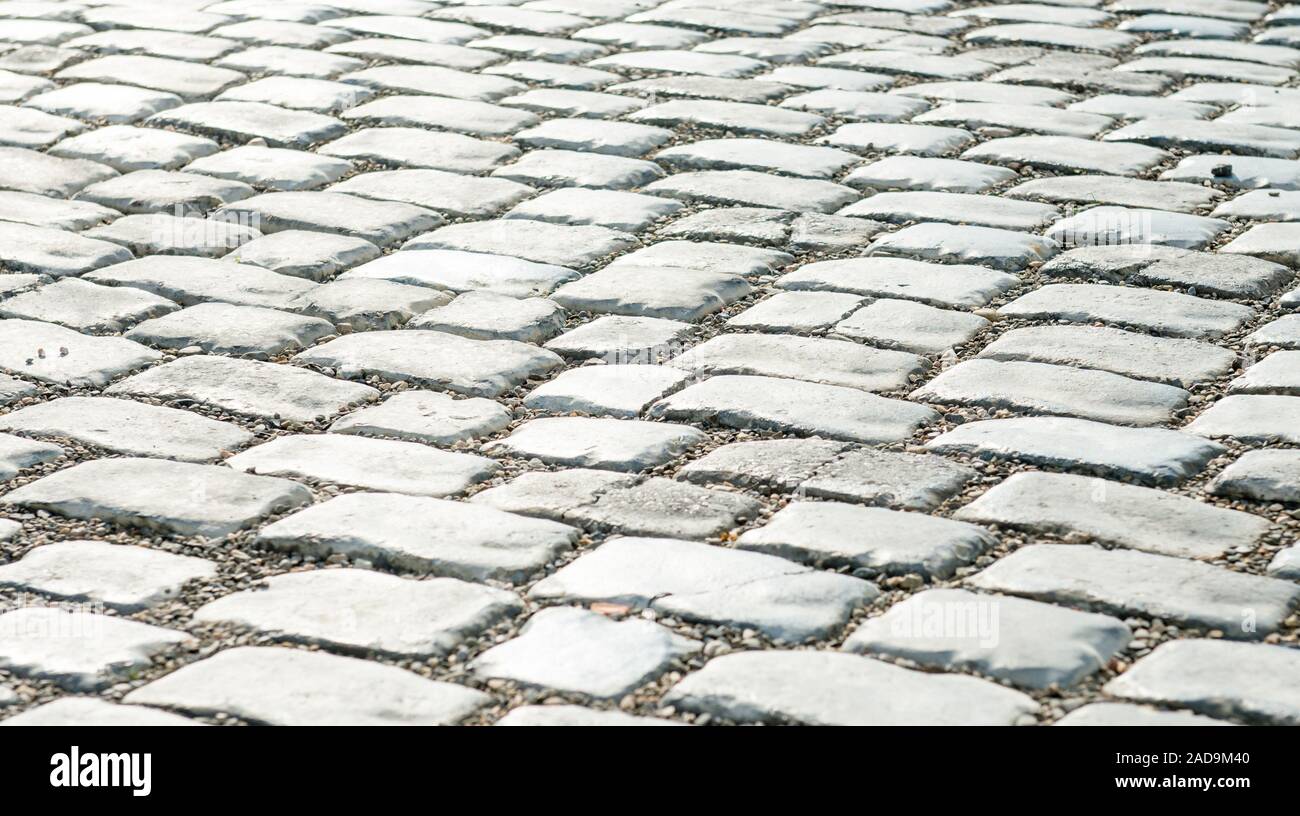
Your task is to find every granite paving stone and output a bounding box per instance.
[662,650,1037,725]
[928,417,1225,485]
[778,257,1017,309]
[834,299,989,354]
[227,433,496,496]
[1208,449,1300,504]
[1055,703,1232,727]
[956,471,1267,560]
[649,374,937,443]
[472,607,699,698]
[340,249,579,299]
[998,284,1254,340]
[257,493,578,582]
[216,191,441,247]
[966,544,1300,638]
[977,324,1237,389]
[294,330,562,399]
[105,355,378,423]
[737,501,992,579]
[1009,176,1222,214]
[226,231,381,282]
[0,318,161,387]
[1105,640,1300,725]
[123,646,489,726]
[405,220,636,268]
[4,0,1298,727]
[504,187,679,233]
[486,417,706,472]
[913,358,1189,426]
[329,390,510,446]
[868,222,1058,271]
[566,477,762,539]
[844,589,1130,689]
[529,536,877,641]
[0,608,192,692]
[0,278,178,334]
[669,333,924,393]
[1186,395,1300,444]
[125,303,334,359]
[49,124,220,173]
[0,540,217,612]
[0,432,61,481]
[193,569,522,657]
[1,458,312,538]
[0,396,253,462]
[524,365,689,418]
[183,145,351,192]
[86,256,317,310]
[0,698,201,727]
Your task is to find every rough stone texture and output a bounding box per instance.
[227,433,497,497]
[530,536,877,641]
[663,651,1038,725]
[967,544,1300,638]
[2,458,312,538]
[295,329,563,399]
[738,501,991,579]
[0,607,192,691]
[258,493,579,582]
[472,606,700,698]
[194,569,521,657]
[486,417,706,472]
[105,355,378,423]
[123,646,489,725]
[3,0,1296,727]
[955,471,1268,560]
[1208,450,1300,504]
[650,375,937,444]
[844,589,1130,689]
[927,417,1225,485]
[912,359,1188,427]
[1104,640,1300,725]
[0,540,217,612]
[329,390,511,446]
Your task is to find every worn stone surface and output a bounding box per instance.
[844,589,1130,689]
[663,650,1037,725]
[258,493,578,583]
[227,433,497,497]
[738,501,991,579]
[0,396,252,463]
[651,375,937,444]
[0,540,216,612]
[105,355,378,423]
[123,646,489,725]
[194,569,521,657]
[329,390,511,446]
[955,471,1268,560]
[2,458,312,538]
[1105,640,1300,726]
[295,330,562,399]
[0,607,192,691]
[1208,450,1300,504]
[472,606,699,698]
[3,0,1296,727]
[487,417,705,472]
[530,536,877,641]
[967,544,1300,638]
[928,417,1224,485]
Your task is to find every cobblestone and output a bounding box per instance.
[3,0,1298,727]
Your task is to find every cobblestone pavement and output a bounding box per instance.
[0,0,1297,727]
